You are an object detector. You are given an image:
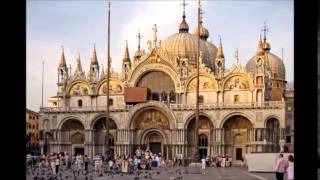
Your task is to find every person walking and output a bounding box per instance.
[287,155,294,180]
[50,155,56,175]
[55,156,60,174]
[84,155,89,171]
[274,154,288,180]
[201,156,206,174]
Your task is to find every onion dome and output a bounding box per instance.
[193,23,209,41]
[179,13,189,33]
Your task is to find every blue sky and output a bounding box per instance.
[27,0,293,111]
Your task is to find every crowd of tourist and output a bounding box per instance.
[26,148,294,180]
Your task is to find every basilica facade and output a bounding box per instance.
[39,7,289,164]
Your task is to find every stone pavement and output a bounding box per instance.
[26,165,280,180]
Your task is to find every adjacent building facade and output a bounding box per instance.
[26,108,40,154]
[39,4,291,164]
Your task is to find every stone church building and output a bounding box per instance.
[39,4,289,164]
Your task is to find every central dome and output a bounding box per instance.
[160,32,216,68]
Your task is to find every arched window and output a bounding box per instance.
[33,125,35,129]
[199,95,204,104]
[109,98,113,106]
[198,134,208,147]
[151,93,159,101]
[234,95,240,103]
[78,99,83,107]
[169,91,176,103]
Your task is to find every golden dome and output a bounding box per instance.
[193,24,209,40]
[160,32,213,66]
[245,52,286,80]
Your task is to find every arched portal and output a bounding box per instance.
[266,118,280,152]
[92,117,117,156]
[141,131,164,155]
[222,115,253,163]
[131,108,170,159]
[186,115,214,158]
[61,119,85,156]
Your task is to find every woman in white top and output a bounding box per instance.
[287,155,294,180]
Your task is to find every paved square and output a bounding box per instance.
[27,165,281,180]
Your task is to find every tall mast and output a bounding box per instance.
[41,60,44,107]
[106,0,111,156]
[194,0,201,161]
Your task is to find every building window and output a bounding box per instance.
[234,95,240,103]
[199,95,204,104]
[78,99,83,107]
[286,136,291,143]
[109,98,113,106]
[277,83,280,88]
[29,124,32,129]
[33,125,35,129]
[198,134,208,147]
[36,125,38,130]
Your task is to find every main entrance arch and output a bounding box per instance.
[222,115,253,163]
[130,108,170,159]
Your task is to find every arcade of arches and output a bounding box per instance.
[47,114,284,161]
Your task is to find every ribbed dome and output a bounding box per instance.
[160,32,213,66]
[245,52,285,80]
[204,41,217,69]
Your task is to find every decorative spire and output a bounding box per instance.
[123,40,130,62]
[137,29,143,51]
[262,22,268,42]
[59,45,67,67]
[235,49,239,64]
[76,53,83,73]
[152,24,157,47]
[216,35,224,59]
[100,64,105,77]
[90,43,98,65]
[179,0,189,33]
[256,33,265,56]
[261,22,271,51]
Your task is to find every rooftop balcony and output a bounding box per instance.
[40,101,284,113]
